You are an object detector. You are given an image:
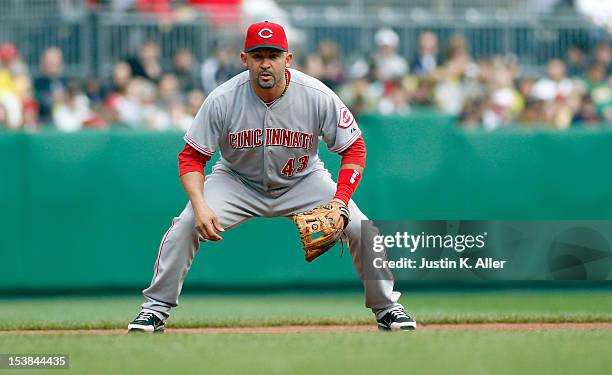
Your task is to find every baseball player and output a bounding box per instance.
[128,21,416,332]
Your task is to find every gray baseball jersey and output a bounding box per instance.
[183,68,361,197]
[137,68,402,322]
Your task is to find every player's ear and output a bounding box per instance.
[285,52,293,68]
[240,52,247,67]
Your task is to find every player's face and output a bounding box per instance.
[241,48,293,89]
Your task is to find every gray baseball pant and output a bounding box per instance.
[140,166,400,319]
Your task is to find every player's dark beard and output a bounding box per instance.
[256,70,279,89]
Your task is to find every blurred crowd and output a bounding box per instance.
[0,29,610,132]
[0,42,209,132]
[326,29,612,130]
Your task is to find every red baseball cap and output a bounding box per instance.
[244,21,288,53]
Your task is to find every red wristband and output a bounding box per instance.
[333,168,362,205]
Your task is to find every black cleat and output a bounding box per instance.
[376,306,417,331]
[128,311,166,333]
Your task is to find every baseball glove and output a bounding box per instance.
[292,201,350,262]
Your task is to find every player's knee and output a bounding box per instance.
[173,205,197,234]
[345,213,366,239]
[345,216,360,234]
[345,202,365,226]
[347,216,380,241]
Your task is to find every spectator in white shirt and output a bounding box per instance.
[371,28,409,82]
[532,59,574,102]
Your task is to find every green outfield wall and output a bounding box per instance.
[1,114,612,291]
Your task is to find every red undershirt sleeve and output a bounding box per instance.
[178,143,211,176]
[339,136,366,167]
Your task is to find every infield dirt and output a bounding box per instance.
[2,322,612,335]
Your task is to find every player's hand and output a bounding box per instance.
[330,198,348,228]
[193,203,225,241]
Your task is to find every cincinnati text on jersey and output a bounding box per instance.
[229,128,314,150]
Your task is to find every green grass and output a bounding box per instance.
[1,331,611,375]
[1,291,610,375]
[1,290,611,330]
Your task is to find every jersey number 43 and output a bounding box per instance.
[281,155,309,177]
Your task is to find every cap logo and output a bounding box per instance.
[258,28,273,39]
